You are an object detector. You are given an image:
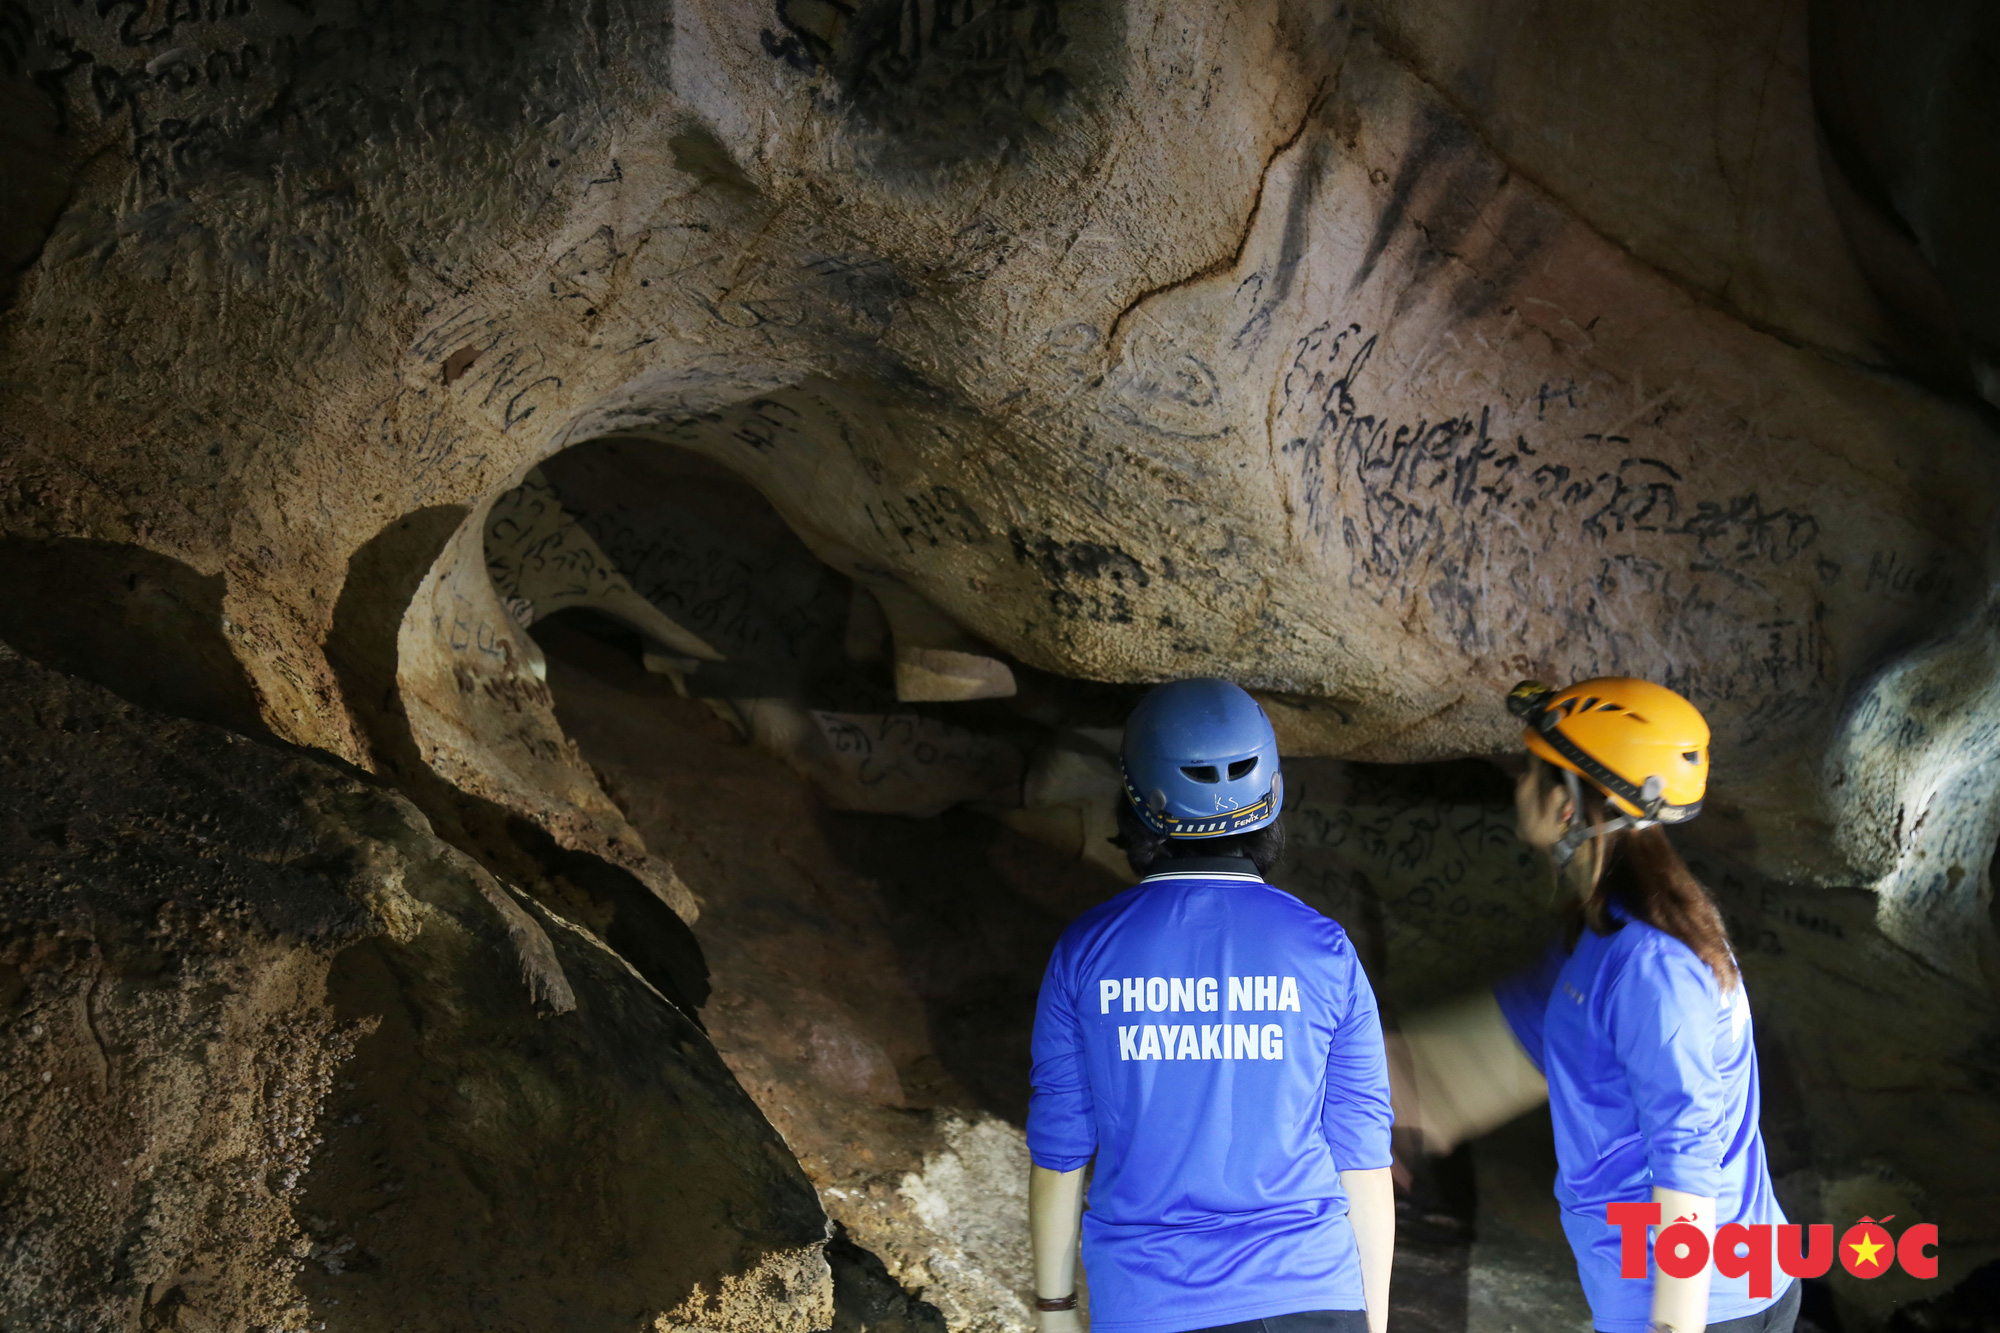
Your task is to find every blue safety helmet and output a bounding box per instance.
[1121,679,1284,838]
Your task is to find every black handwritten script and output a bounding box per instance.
[367,386,489,505]
[757,0,1115,166]
[27,0,643,205]
[484,471,633,622]
[562,494,849,693]
[645,393,1005,588]
[811,710,1022,810]
[653,394,854,458]
[865,484,992,554]
[1008,528,1152,627]
[1718,873,1845,958]
[1862,548,1955,604]
[1689,856,1896,965]
[551,226,623,306]
[1275,320,1833,730]
[804,251,915,328]
[412,305,561,436]
[1280,759,1548,1005]
[1108,329,1230,440]
[687,245,908,337]
[431,581,554,740]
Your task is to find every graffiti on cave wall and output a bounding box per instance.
[1271,317,1839,743]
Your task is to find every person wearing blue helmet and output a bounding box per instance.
[1025,679,1395,1333]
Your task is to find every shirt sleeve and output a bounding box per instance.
[1025,936,1096,1171]
[1493,940,1567,1073]
[1606,941,1727,1198]
[1320,941,1394,1171]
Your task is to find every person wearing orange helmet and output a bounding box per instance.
[1390,678,1796,1333]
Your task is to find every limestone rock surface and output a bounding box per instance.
[531,617,1115,1331]
[0,644,829,1332]
[4,1,2000,1328]
[4,0,1998,981]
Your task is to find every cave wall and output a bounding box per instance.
[4,0,2000,1329]
[5,0,1998,967]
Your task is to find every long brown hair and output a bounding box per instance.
[1555,771,1739,991]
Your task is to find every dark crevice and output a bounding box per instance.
[0,536,273,743]
[826,1223,947,1333]
[501,813,710,1019]
[326,506,713,1030]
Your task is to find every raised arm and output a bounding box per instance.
[1389,990,1549,1154]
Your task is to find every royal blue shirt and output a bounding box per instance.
[1026,860,1394,1333]
[1494,901,1788,1333]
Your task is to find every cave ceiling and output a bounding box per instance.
[5,0,1998,978]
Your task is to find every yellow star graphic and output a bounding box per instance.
[1849,1233,1886,1269]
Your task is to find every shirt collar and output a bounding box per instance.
[1140,855,1265,882]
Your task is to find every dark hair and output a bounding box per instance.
[1555,770,1739,991]
[1114,798,1288,879]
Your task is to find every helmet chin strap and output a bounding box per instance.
[1549,768,1653,868]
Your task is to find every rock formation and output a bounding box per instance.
[0,645,830,1331]
[2,1,1997,1329]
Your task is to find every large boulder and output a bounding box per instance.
[0,643,829,1331]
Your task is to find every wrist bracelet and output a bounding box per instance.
[1035,1294,1079,1312]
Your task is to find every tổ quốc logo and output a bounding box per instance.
[1609,1205,1938,1294]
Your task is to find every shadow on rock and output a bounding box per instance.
[0,536,272,740]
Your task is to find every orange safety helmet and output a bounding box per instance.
[1506,677,1709,824]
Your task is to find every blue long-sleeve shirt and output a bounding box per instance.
[1495,901,1787,1332]
[1027,861,1394,1333]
